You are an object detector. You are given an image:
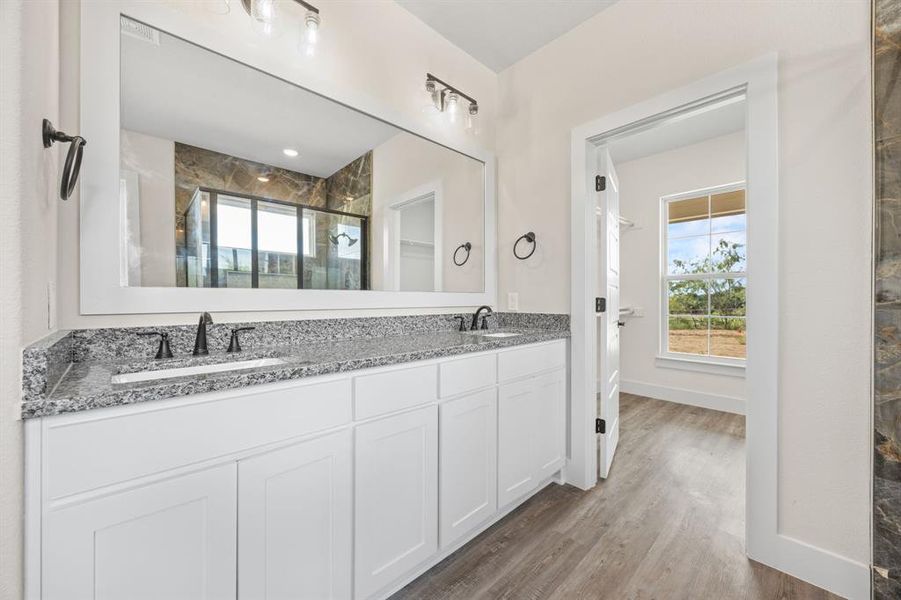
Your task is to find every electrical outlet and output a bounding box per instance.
[507,292,519,311]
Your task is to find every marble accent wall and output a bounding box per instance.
[173,143,327,215]
[874,0,901,597]
[326,151,372,216]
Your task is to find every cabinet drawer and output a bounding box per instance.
[353,364,437,420]
[439,353,497,398]
[43,378,352,500]
[497,341,566,382]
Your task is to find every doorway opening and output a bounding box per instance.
[569,56,780,571]
[594,95,748,479]
[386,182,443,292]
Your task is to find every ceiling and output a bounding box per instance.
[396,0,618,72]
[607,98,746,164]
[120,23,400,178]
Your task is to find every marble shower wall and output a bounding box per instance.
[173,143,327,216]
[874,0,901,597]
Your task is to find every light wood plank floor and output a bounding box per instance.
[393,393,838,600]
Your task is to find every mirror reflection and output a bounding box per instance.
[119,17,485,292]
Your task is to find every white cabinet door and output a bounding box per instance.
[439,388,497,548]
[238,429,352,600]
[498,368,567,508]
[43,463,237,600]
[533,369,567,481]
[497,378,539,507]
[354,406,438,600]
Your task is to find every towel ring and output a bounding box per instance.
[513,232,536,260]
[43,119,86,201]
[453,242,472,266]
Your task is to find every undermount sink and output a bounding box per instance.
[472,332,522,338]
[111,358,288,385]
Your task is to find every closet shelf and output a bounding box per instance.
[400,239,435,248]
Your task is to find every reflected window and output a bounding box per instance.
[181,188,367,290]
[663,184,746,361]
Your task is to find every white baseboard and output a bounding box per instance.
[619,380,745,415]
[750,534,871,600]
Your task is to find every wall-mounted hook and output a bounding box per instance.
[513,231,536,260]
[453,242,472,266]
[43,119,86,201]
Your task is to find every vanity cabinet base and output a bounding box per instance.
[26,340,568,600]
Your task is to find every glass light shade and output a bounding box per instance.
[301,10,320,56]
[446,92,459,123]
[250,0,276,36]
[422,81,441,115]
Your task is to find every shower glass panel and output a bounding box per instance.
[215,195,253,288]
[303,208,365,290]
[257,200,298,289]
[183,188,210,288]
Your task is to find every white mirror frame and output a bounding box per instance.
[79,1,496,314]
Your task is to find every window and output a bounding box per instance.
[181,189,367,290]
[662,183,746,363]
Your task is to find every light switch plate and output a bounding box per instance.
[507,292,519,311]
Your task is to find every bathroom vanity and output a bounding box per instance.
[23,321,568,600]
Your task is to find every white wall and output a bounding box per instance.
[618,132,746,411]
[57,0,498,328]
[496,0,870,566]
[0,1,60,597]
[372,132,485,293]
[120,129,176,287]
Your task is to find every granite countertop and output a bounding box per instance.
[23,328,569,419]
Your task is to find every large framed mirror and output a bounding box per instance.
[80,1,495,314]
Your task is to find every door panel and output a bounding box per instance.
[534,369,567,480]
[238,430,352,600]
[439,388,498,548]
[598,148,621,479]
[497,379,538,507]
[43,464,237,600]
[354,406,438,599]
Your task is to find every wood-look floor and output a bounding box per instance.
[393,394,838,600]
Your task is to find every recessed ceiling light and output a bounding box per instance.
[282,148,299,157]
[257,176,270,183]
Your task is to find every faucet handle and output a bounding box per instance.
[480,314,493,330]
[227,327,255,353]
[136,331,174,360]
[451,316,467,332]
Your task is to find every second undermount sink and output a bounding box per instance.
[472,331,522,338]
[111,358,288,385]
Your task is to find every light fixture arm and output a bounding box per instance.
[426,73,478,112]
[240,0,319,17]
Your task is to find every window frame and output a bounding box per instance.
[659,181,747,370]
[195,187,368,290]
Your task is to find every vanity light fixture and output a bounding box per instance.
[424,74,478,133]
[241,0,321,56]
[282,148,299,157]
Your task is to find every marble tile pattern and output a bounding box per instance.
[21,313,569,419]
[174,142,327,215]
[326,151,372,216]
[874,0,901,597]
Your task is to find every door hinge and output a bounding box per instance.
[596,297,606,313]
[596,418,606,434]
[596,175,606,192]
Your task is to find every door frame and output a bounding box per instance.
[570,53,782,577]
[384,180,444,292]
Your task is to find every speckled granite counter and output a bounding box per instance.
[22,313,569,419]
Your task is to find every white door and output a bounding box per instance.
[497,378,538,507]
[439,388,498,548]
[598,148,621,479]
[43,464,237,600]
[238,430,352,600]
[533,369,567,481]
[354,406,438,599]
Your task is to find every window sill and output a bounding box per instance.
[655,355,746,378]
